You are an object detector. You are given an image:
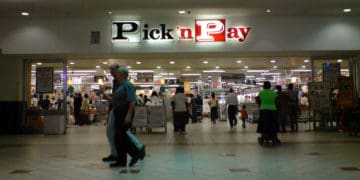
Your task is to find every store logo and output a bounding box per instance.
[112,19,251,43]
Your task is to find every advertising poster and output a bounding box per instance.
[337,76,353,106]
[322,63,340,88]
[36,67,54,93]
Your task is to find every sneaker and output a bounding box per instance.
[102,155,117,162]
[109,162,126,168]
[140,146,146,160]
[129,157,139,167]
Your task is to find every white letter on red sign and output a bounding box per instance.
[195,19,225,42]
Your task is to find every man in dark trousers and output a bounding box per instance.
[101,65,139,167]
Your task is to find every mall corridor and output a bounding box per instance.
[0,119,359,180]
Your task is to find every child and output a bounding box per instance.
[239,105,248,128]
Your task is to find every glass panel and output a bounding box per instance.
[29,62,67,111]
[312,58,349,82]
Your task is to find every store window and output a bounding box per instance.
[25,60,67,133]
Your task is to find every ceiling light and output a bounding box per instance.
[36,62,42,65]
[215,66,220,69]
[108,11,112,14]
[337,59,343,62]
[273,66,278,69]
[302,65,306,68]
[69,62,75,65]
[169,61,175,64]
[203,61,208,64]
[67,70,97,73]
[203,70,225,73]
[157,66,161,69]
[178,10,186,14]
[291,69,311,72]
[129,70,154,73]
[136,61,141,64]
[244,66,248,69]
[343,9,351,13]
[236,60,242,63]
[21,12,29,16]
[31,64,36,67]
[266,9,271,13]
[102,61,108,65]
[127,66,132,69]
[96,65,100,68]
[270,59,276,63]
[208,76,212,78]
[186,66,191,69]
[304,59,310,63]
[181,73,201,76]
[246,70,269,73]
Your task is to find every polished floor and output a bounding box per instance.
[0,118,359,180]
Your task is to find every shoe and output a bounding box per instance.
[242,124,246,128]
[140,146,146,160]
[102,155,117,162]
[109,162,126,168]
[129,157,139,167]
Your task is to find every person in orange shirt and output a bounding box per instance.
[239,105,248,128]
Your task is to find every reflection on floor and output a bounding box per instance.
[0,118,359,180]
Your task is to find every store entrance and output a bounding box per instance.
[24,59,68,134]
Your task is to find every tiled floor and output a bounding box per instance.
[0,118,359,180]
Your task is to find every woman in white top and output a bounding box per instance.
[171,86,187,134]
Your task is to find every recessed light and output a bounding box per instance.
[203,61,208,64]
[21,12,29,16]
[304,59,310,63]
[186,66,191,69]
[127,66,132,69]
[302,65,306,68]
[157,66,161,69]
[96,65,100,68]
[178,10,186,14]
[236,60,242,63]
[273,66,278,69]
[343,9,351,13]
[169,61,175,64]
[36,62,42,65]
[215,66,220,69]
[102,61,108,65]
[208,76,212,78]
[31,64,36,67]
[244,66,249,69]
[69,62,75,65]
[136,61,141,65]
[108,11,112,14]
[337,59,343,62]
[266,9,271,13]
[270,59,276,63]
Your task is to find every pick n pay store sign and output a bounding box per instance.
[112,19,251,43]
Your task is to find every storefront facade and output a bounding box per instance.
[0,14,360,133]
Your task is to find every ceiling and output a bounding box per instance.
[5,0,359,74]
[0,0,360,17]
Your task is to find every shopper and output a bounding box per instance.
[275,85,289,133]
[101,65,139,167]
[256,81,280,145]
[239,105,248,128]
[171,86,188,134]
[73,93,82,125]
[209,92,219,124]
[79,93,90,125]
[226,88,239,128]
[287,83,299,132]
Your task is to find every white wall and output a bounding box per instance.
[0,16,360,54]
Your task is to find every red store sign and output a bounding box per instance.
[112,19,251,43]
